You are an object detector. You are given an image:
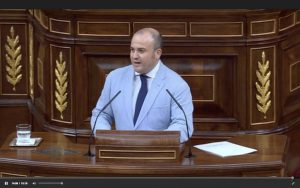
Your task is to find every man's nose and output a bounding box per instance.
[132,51,139,59]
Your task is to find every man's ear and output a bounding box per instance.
[155,48,162,59]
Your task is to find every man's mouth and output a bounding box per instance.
[133,61,141,65]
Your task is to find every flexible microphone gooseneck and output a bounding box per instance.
[85,90,121,157]
[166,89,195,158]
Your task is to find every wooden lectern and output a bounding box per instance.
[95,130,185,163]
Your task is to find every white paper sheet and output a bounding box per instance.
[194,141,257,157]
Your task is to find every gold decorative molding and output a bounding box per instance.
[77,21,130,36]
[190,22,244,37]
[28,9,33,15]
[54,52,68,119]
[29,24,34,100]
[133,22,187,37]
[50,18,71,35]
[279,12,295,31]
[0,172,27,177]
[296,10,300,24]
[34,9,48,30]
[98,149,176,160]
[250,19,276,36]
[255,51,271,119]
[5,26,22,91]
[37,57,44,90]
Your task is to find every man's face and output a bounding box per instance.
[130,33,162,74]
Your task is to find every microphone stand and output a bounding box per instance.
[166,89,195,158]
[85,90,121,157]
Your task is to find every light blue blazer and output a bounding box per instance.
[91,62,194,143]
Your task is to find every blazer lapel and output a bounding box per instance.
[122,67,135,127]
[134,64,166,128]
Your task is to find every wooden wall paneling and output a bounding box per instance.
[290,60,300,92]
[162,45,246,134]
[249,46,276,129]
[274,43,283,130]
[78,44,245,136]
[32,36,47,117]
[247,11,280,38]
[43,40,51,125]
[50,18,71,35]
[280,33,300,121]
[30,21,50,132]
[87,55,131,112]
[0,166,28,177]
[0,9,298,174]
[190,22,244,37]
[133,22,187,37]
[250,19,277,37]
[236,46,247,132]
[0,24,1,96]
[279,12,295,32]
[165,55,236,128]
[74,46,90,137]
[85,55,130,134]
[285,122,300,176]
[40,11,75,136]
[296,10,300,24]
[0,103,30,147]
[77,21,130,36]
[0,11,31,147]
[73,45,131,134]
[2,9,300,144]
[1,23,28,96]
[33,9,49,30]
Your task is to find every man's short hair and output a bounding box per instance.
[134,28,163,50]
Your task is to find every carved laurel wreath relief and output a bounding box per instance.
[54,52,68,119]
[5,26,22,91]
[255,51,271,119]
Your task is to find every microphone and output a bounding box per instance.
[166,89,195,158]
[85,90,121,157]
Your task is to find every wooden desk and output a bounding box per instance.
[0,132,287,177]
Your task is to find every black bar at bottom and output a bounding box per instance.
[0,177,299,188]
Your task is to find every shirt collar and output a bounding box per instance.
[134,60,161,79]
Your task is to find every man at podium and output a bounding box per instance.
[91,28,194,143]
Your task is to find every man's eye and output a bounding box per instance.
[138,49,145,53]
